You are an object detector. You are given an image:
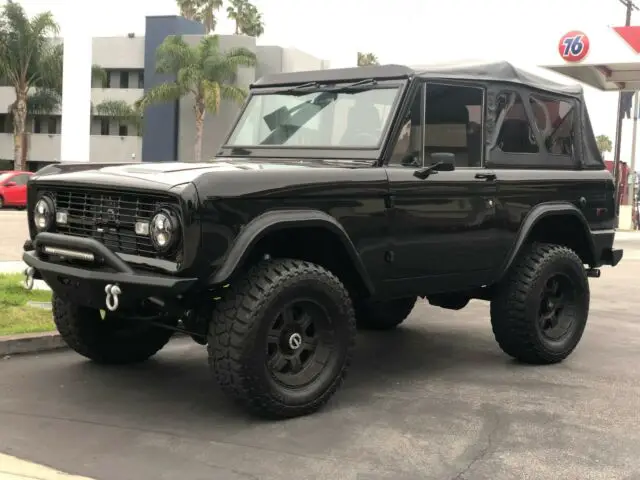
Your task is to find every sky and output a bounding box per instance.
[7,0,640,162]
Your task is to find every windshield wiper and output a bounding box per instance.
[279,81,321,94]
[325,78,378,92]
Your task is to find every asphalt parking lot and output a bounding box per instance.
[2,209,640,479]
[0,209,27,261]
[1,252,640,479]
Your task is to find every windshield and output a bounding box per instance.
[226,86,400,148]
[0,173,12,184]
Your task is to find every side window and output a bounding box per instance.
[529,95,575,156]
[12,174,29,185]
[388,85,423,167]
[494,92,539,153]
[387,83,484,168]
[424,84,484,167]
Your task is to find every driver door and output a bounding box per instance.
[383,81,501,295]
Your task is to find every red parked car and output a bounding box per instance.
[0,170,33,209]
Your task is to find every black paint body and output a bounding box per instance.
[22,62,623,310]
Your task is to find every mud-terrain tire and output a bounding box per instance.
[208,258,356,419]
[355,297,417,330]
[490,242,590,365]
[52,294,176,364]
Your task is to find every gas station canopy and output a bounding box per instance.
[542,26,640,91]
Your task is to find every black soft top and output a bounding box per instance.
[253,60,582,97]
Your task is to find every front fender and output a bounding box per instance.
[209,209,374,294]
[499,202,597,278]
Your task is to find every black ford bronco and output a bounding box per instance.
[22,61,623,419]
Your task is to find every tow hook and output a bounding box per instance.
[104,284,122,312]
[23,267,35,291]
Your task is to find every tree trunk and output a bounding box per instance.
[194,103,206,163]
[12,91,28,171]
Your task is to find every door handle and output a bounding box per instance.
[475,172,496,181]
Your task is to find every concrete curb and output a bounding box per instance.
[0,331,67,356]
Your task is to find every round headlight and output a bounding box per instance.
[150,209,180,252]
[34,197,54,232]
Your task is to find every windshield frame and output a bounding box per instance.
[219,78,410,161]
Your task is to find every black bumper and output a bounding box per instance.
[23,233,198,310]
[592,230,624,267]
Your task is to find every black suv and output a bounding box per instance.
[22,61,623,419]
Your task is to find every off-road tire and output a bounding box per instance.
[355,296,417,330]
[208,258,356,419]
[52,293,176,364]
[0,196,4,209]
[490,242,590,365]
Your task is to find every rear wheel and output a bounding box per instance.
[355,297,417,330]
[0,196,4,209]
[52,294,176,364]
[490,243,589,365]
[209,258,356,419]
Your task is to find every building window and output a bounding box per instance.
[0,114,11,133]
[120,71,129,89]
[33,117,42,134]
[48,116,59,134]
[138,71,144,89]
[100,118,110,135]
[118,124,128,136]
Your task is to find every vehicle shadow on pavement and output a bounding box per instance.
[48,310,505,425]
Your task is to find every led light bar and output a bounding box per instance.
[43,246,95,262]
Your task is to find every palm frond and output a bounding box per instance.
[91,64,107,86]
[25,88,60,115]
[202,45,256,83]
[95,100,142,130]
[137,82,188,109]
[155,35,197,74]
[219,83,247,105]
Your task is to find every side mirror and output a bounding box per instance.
[4,181,16,187]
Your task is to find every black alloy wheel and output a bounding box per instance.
[537,274,577,342]
[266,299,334,387]
[209,258,356,419]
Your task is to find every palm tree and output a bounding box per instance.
[226,0,244,34]
[596,134,613,156]
[94,100,143,135]
[195,0,224,33]
[177,0,223,34]
[0,1,60,170]
[176,0,198,20]
[239,3,264,38]
[227,0,264,37]
[137,35,256,162]
[357,52,380,66]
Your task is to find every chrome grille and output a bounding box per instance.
[48,188,180,260]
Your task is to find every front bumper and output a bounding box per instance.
[23,233,198,311]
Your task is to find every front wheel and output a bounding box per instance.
[208,259,356,419]
[52,294,177,364]
[490,243,590,365]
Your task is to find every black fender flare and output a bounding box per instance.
[498,202,596,279]
[209,209,375,294]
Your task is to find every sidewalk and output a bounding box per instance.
[0,453,94,479]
